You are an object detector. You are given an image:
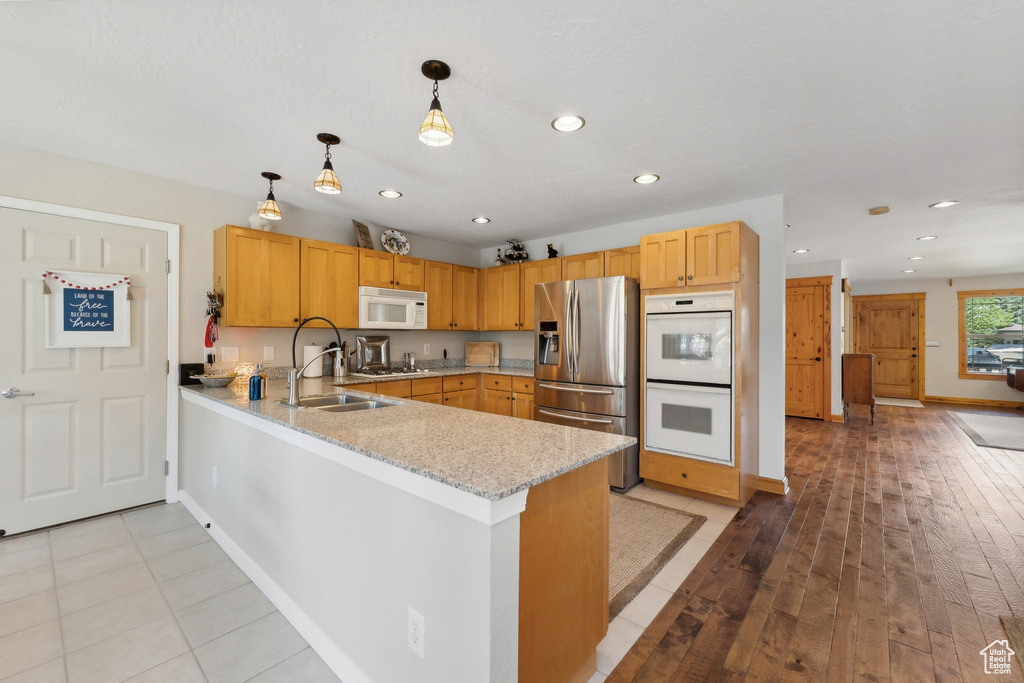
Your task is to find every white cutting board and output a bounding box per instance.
[465,342,499,367]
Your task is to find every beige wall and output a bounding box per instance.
[853,273,1024,403]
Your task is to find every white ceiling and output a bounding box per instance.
[2,1,1022,283]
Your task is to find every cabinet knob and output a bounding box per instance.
[681,472,688,478]
[912,346,917,351]
[678,276,683,281]
[815,357,822,361]
[687,275,693,280]
[911,353,917,358]
[390,280,394,284]
[293,318,299,323]
[453,323,458,327]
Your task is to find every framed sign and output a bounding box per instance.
[43,270,132,348]
[353,220,374,250]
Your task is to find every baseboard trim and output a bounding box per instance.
[756,476,789,495]
[177,491,372,683]
[829,414,845,423]
[924,395,1024,408]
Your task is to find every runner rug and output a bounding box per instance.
[609,494,705,619]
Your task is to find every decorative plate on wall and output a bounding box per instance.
[381,229,410,255]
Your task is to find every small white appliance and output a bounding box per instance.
[358,287,427,330]
[644,291,735,465]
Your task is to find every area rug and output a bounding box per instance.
[609,494,705,619]
[1000,616,1024,667]
[875,397,925,407]
[948,411,1024,451]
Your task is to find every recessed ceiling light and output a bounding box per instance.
[908,256,924,260]
[917,235,938,241]
[378,189,402,198]
[633,174,660,184]
[551,115,585,132]
[903,269,916,273]
[792,249,810,254]
[929,200,959,208]
[868,206,890,215]
[472,217,490,224]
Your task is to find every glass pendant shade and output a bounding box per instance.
[258,192,282,221]
[419,97,454,147]
[314,160,342,195]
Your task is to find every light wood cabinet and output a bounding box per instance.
[519,259,563,331]
[394,254,425,291]
[512,377,535,421]
[375,380,412,399]
[686,222,740,286]
[604,246,641,280]
[411,376,443,405]
[640,222,742,289]
[424,260,453,330]
[344,382,377,393]
[358,248,395,288]
[443,388,477,410]
[299,239,359,329]
[640,451,741,500]
[451,265,479,331]
[482,264,522,331]
[214,225,300,327]
[481,387,512,416]
[561,252,604,280]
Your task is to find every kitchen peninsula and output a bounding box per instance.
[179,375,634,683]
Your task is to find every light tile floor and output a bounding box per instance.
[0,503,340,683]
[586,483,737,683]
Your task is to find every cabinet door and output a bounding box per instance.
[221,226,300,327]
[480,388,512,416]
[640,230,687,289]
[562,252,604,281]
[263,234,301,326]
[604,246,641,280]
[300,239,358,329]
[451,265,479,331]
[375,380,411,399]
[443,388,478,410]
[512,392,534,420]
[424,260,453,330]
[686,222,740,285]
[414,393,443,405]
[394,255,425,291]
[358,249,395,288]
[481,264,521,330]
[520,259,562,330]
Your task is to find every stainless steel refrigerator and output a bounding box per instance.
[533,275,640,491]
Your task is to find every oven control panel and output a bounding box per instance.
[646,291,733,313]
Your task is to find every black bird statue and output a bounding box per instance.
[547,244,558,259]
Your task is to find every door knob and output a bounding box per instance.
[911,353,917,358]
[2,387,35,398]
[815,357,822,361]
[912,346,917,351]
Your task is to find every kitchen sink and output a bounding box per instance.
[277,395,395,412]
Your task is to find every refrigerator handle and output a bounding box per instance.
[572,286,581,375]
[565,286,575,374]
[537,409,614,425]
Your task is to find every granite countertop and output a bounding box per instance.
[329,365,533,385]
[181,374,635,502]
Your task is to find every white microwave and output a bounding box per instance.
[358,287,427,329]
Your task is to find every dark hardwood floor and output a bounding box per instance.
[608,402,1024,682]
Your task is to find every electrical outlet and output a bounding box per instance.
[220,346,239,362]
[408,607,424,658]
[264,345,276,361]
[423,344,430,355]
[212,466,218,489]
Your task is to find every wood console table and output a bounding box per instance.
[842,353,875,424]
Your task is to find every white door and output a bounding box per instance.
[0,207,168,535]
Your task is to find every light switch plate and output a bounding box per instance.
[220,346,239,362]
[264,345,275,361]
[925,340,940,347]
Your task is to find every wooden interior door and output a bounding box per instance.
[854,295,923,399]
[785,278,830,419]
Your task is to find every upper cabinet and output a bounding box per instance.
[640,221,742,289]
[561,252,604,280]
[424,261,480,331]
[214,225,300,327]
[519,259,563,331]
[358,249,425,291]
[604,246,641,280]
[481,263,521,330]
[300,239,358,329]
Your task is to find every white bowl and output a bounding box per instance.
[198,374,237,388]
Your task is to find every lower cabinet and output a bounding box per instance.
[511,377,535,420]
[443,375,478,410]
[480,375,513,416]
[375,380,411,399]
[345,373,535,418]
[639,451,740,501]
[411,376,443,404]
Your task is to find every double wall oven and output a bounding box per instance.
[644,291,735,466]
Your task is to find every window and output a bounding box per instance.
[958,289,1024,379]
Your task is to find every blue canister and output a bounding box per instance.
[248,370,263,400]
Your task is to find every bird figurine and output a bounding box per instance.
[547,244,558,259]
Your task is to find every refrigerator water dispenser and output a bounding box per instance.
[537,321,559,365]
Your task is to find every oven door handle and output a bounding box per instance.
[645,380,731,393]
[537,409,614,425]
[537,382,615,395]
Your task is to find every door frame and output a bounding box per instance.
[785,276,832,421]
[852,292,927,400]
[0,195,181,504]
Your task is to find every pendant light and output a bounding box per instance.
[418,60,454,147]
[314,133,342,195]
[258,172,282,221]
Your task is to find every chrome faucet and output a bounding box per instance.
[286,317,344,408]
